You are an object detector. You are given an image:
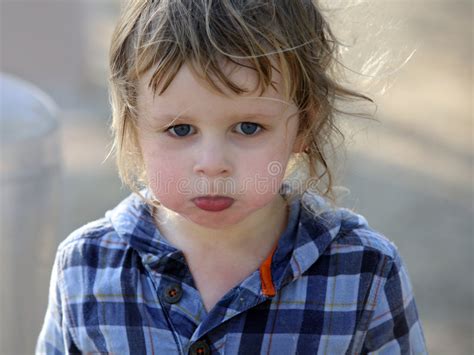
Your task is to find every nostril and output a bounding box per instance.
[193,164,231,178]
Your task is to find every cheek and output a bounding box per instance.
[241,143,290,180]
[141,147,189,199]
[237,153,288,203]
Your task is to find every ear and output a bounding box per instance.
[292,133,307,154]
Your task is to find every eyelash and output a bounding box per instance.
[165,122,265,138]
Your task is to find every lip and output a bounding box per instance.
[192,196,235,212]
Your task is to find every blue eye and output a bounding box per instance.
[166,122,263,138]
[167,124,193,137]
[236,122,262,135]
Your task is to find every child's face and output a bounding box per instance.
[136,61,301,229]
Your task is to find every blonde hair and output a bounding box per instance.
[108,0,373,206]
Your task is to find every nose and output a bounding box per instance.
[193,139,232,178]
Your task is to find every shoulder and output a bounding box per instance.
[58,217,115,250]
[52,200,144,303]
[334,207,400,259]
[54,191,147,272]
[289,190,405,284]
[296,189,404,277]
[52,190,156,281]
[55,217,129,272]
[58,215,126,253]
[321,206,404,279]
[298,190,400,260]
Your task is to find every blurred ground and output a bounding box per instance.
[1,0,472,354]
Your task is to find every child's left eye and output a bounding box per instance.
[235,122,263,136]
[164,122,264,138]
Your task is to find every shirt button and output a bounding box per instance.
[189,340,210,355]
[162,283,183,304]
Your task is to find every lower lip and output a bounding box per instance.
[192,196,235,212]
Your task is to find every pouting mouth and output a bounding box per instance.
[191,196,235,211]
[192,195,234,200]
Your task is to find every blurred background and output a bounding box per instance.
[0,0,472,354]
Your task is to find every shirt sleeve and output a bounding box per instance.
[35,248,77,354]
[362,251,428,354]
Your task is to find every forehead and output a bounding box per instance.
[137,60,292,117]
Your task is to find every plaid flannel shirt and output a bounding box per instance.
[36,187,427,354]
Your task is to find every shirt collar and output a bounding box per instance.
[106,184,366,295]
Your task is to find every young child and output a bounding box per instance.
[37,0,427,354]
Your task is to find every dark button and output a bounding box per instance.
[162,283,183,304]
[189,340,210,355]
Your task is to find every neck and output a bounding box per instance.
[154,195,289,260]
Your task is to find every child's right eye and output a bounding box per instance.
[165,122,264,138]
[166,124,194,137]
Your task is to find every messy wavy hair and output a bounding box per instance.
[108,0,374,205]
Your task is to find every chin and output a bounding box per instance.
[186,212,246,230]
[187,214,241,229]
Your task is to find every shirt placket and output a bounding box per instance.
[143,250,211,353]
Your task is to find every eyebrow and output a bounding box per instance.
[154,112,279,122]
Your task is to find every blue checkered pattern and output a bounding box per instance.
[36,188,427,354]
